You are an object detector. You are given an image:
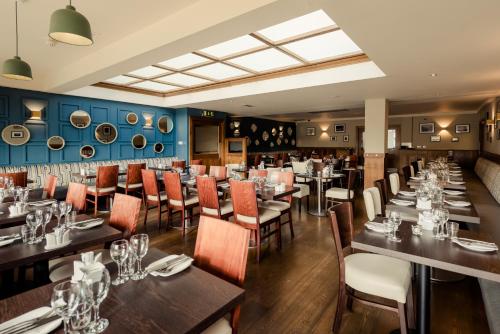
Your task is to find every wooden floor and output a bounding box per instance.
[137,191,490,334]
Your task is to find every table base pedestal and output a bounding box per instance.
[307,209,327,217]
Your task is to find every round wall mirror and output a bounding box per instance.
[1,124,31,146]
[131,134,147,149]
[80,145,95,159]
[153,142,164,153]
[158,115,174,134]
[47,136,65,150]
[70,110,91,129]
[95,123,118,144]
[126,112,138,125]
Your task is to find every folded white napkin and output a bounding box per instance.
[45,230,70,248]
[448,181,465,185]
[443,190,464,196]
[410,176,424,181]
[71,219,104,230]
[0,307,62,334]
[29,200,56,207]
[453,238,498,252]
[390,199,414,206]
[365,221,388,233]
[72,251,104,283]
[444,200,471,207]
[399,191,416,197]
[147,254,193,277]
[0,238,16,247]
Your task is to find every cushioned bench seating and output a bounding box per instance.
[474,157,500,334]
[0,157,176,189]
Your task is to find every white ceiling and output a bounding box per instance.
[2,0,500,117]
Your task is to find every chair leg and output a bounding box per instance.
[181,209,186,237]
[256,229,261,263]
[298,198,302,214]
[143,203,149,231]
[332,284,347,334]
[157,204,162,230]
[275,221,281,250]
[94,194,98,217]
[397,302,408,334]
[307,195,310,211]
[288,210,294,238]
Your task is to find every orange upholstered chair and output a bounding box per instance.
[196,176,233,220]
[109,193,142,239]
[65,182,87,212]
[86,165,119,216]
[141,169,168,230]
[194,216,250,333]
[248,169,268,179]
[43,175,57,199]
[0,172,28,187]
[191,159,202,165]
[172,160,186,170]
[190,164,207,175]
[117,163,145,198]
[209,166,227,180]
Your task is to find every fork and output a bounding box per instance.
[147,255,188,273]
[155,257,192,274]
[0,309,55,334]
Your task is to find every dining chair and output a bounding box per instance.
[417,159,425,171]
[43,174,57,199]
[253,154,262,167]
[172,160,186,170]
[196,176,233,220]
[209,166,227,180]
[265,167,282,183]
[374,178,389,206]
[86,165,119,216]
[402,165,412,183]
[328,202,414,334]
[191,164,207,175]
[230,179,281,263]
[117,163,145,199]
[411,160,419,174]
[259,171,295,238]
[195,216,250,334]
[389,173,401,195]
[163,172,199,236]
[65,182,87,212]
[0,171,28,187]
[409,164,415,177]
[248,169,268,179]
[363,187,384,220]
[282,167,310,213]
[141,169,168,230]
[49,193,142,283]
[291,161,308,183]
[191,159,202,165]
[325,170,358,210]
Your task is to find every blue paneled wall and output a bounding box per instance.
[0,87,176,166]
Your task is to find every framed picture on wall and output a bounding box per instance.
[451,137,459,142]
[343,135,349,142]
[455,124,470,133]
[306,127,316,136]
[430,135,441,142]
[419,122,435,134]
[334,124,346,133]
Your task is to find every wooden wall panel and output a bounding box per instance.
[364,153,385,189]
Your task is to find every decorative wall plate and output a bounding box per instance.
[229,122,235,130]
[270,142,275,148]
[95,123,118,144]
[285,138,289,144]
[287,127,293,136]
[158,115,174,133]
[233,129,240,137]
[1,124,31,146]
[126,112,138,125]
[47,136,65,150]
[277,138,282,145]
[131,134,147,149]
[291,139,296,146]
[70,110,91,129]
[262,131,269,141]
[251,123,258,133]
[271,128,277,136]
[80,145,95,159]
[153,142,164,153]
[255,139,260,146]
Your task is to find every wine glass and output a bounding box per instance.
[110,240,129,285]
[84,268,111,333]
[34,209,44,242]
[0,189,4,214]
[65,202,73,225]
[25,214,37,244]
[59,202,67,227]
[51,281,81,334]
[130,234,149,280]
[388,211,402,242]
[70,302,92,333]
[52,202,63,227]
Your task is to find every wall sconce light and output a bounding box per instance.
[23,99,47,123]
[142,113,154,128]
[177,140,184,145]
[233,121,240,128]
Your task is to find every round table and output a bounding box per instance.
[295,172,345,216]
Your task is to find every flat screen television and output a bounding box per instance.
[229,141,243,153]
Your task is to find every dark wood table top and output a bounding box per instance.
[0,214,122,271]
[256,185,300,201]
[387,193,480,224]
[148,166,173,172]
[0,193,57,228]
[407,180,466,191]
[294,172,345,181]
[352,218,500,282]
[0,248,245,334]
[71,170,127,180]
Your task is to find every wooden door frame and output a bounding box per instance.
[189,116,225,166]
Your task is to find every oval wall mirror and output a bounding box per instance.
[131,134,147,149]
[1,124,31,146]
[70,110,91,129]
[153,142,164,153]
[272,128,277,136]
[47,136,65,150]
[126,112,138,125]
[158,115,174,133]
[262,131,269,142]
[95,123,118,144]
[80,145,95,159]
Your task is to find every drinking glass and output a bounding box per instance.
[110,240,129,285]
[25,214,37,244]
[130,234,149,280]
[53,202,63,228]
[439,208,449,239]
[51,281,82,334]
[42,207,53,239]
[59,202,67,227]
[65,203,73,225]
[84,268,111,333]
[20,225,30,243]
[447,221,459,240]
[70,302,92,333]
[0,189,4,214]
[34,209,44,242]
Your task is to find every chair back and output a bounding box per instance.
[0,172,28,187]
[230,180,259,226]
[127,163,145,186]
[191,164,207,176]
[66,182,87,212]
[363,187,383,221]
[389,173,400,195]
[409,165,415,177]
[141,169,160,199]
[191,159,202,165]
[172,160,186,170]
[209,166,227,179]
[248,169,268,179]
[292,161,307,174]
[374,178,389,206]
[346,169,358,193]
[253,154,262,167]
[44,175,57,199]
[328,202,354,257]
[266,167,281,183]
[411,160,419,174]
[196,176,221,217]
[417,159,425,171]
[274,171,294,204]
[163,172,183,204]
[313,161,325,172]
[109,193,142,239]
[96,165,119,189]
[402,165,411,182]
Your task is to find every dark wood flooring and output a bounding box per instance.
[137,192,490,334]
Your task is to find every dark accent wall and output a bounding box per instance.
[226,116,296,153]
[0,86,176,166]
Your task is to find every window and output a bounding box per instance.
[387,129,397,150]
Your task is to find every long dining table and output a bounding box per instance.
[0,248,245,334]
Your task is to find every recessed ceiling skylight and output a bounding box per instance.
[127,66,170,78]
[186,63,249,80]
[130,81,179,92]
[282,30,361,62]
[158,53,210,70]
[104,75,138,85]
[257,10,336,43]
[157,73,211,86]
[199,35,266,59]
[228,48,301,72]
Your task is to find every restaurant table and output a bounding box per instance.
[295,172,345,216]
[0,198,59,229]
[149,166,173,172]
[71,169,127,182]
[0,248,245,334]
[256,185,300,201]
[407,180,466,191]
[352,218,500,334]
[387,194,480,224]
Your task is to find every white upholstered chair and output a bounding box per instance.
[363,187,383,221]
[389,173,401,195]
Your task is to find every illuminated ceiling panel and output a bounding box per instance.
[186,63,249,80]
[104,75,139,85]
[199,35,266,59]
[127,66,170,78]
[130,81,179,92]
[157,73,212,86]
[228,48,301,72]
[158,53,210,70]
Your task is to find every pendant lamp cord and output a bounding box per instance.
[15,0,18,57]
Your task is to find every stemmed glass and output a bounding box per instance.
[130,234,149,280]
[65,203,73,226]
[25,214,38,244]
[70,302,93,333]
[52,202,64,228]
[51,281,82,334]
[83,268,111,333]
[0,189,4,215]
[110,240,129,285]
[388,211,402,242]
[42,207,53,239]
[59,202,67,227]
[34,209,44,242]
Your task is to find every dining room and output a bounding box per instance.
[0,0,500,334]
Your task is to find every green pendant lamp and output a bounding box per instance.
[2,1,33,81]
[49,0,93,46]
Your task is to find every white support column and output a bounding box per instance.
[364,98,388,189]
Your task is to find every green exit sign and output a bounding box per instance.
[201,110,215,117]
